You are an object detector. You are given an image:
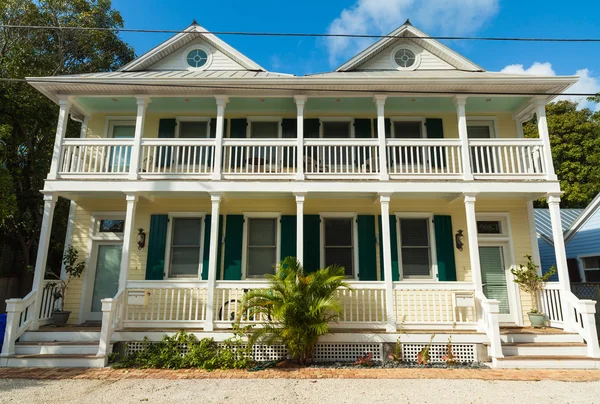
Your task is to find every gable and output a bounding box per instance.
[356,39,454,71]
[148,38,245,71]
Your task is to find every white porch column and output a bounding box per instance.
[47,98,71,180]
[374,96,390,181]
[31,194,58,330]
[526,200,542,272]
[128,97,150,180]
[453,96,474,181]
[464,193,483,295]
[204,193,222,331]
[212,96,229,180]
[535,99,558,181]
[295,96,307,180]
[379,193,396,332]
[547,193,575,329]
[295,193,305,262]
[118,194,138,292]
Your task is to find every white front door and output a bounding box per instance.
[83,242,122,321]
[479,244,518,323]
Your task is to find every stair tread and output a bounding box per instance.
[7,354,101,359]
[497,355,598,361]
[502,342,587,347]
[16,341,101,346]
[500,327,577,335]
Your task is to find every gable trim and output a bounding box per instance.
[564,193,600,243]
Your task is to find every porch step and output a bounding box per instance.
[501,342,588,357]
[19,330,101,343]
[494,355,600,369]
[500,331,583,344]
[14,341,104,355]
[0,354,107,368]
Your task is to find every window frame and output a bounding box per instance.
[246,117,283,138]
[175,116,212,139]
[90,212,126,241]
[389,44,422,71]
[578,253,600,282]
[163,212,207,280]
[476,214,510,240]
[319,213,359,279]
[319,117,355,139]
[241,212,281,279]
[390,117,428,139]
[466,116,499,139]
[395,213,437,281]
[105,117,136,139]
[181,44,213,71]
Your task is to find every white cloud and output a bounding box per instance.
[326,0,499,66]
[500,63,600,111]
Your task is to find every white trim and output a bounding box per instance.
[181,44,213,72]
[394,213,437,281]
[319,213,359,280]
[90,212,126,241]
[475,214,510,239]
[319,117,355,138]
[246,116,283,138]
[389,44,422,71]
[389,116,427,138]
[175,116,212,138]
[241,213,281,279]
[163,213,207,280]
[578,253,600,282]
[466,116,499,139]
[104,116,136,138]
[564,193,600,243]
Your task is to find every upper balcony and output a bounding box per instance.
[46,95,556,186]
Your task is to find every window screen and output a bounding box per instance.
[111,123,135,138]
[179,121,208,138]
[246,218,277,277]
[324,218,354,276]
[250,121,279,138]
[399,218,431,279]
[169,218,202,277]
[322,121,351,138]
[393,121,422,138]
[583,256,600,282]
[467,121,494,139]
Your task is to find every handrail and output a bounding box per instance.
[386,138,462,146]
[304,138,379,146]
[127,280,209,289]
[141,138,215,145]
[222,138,297,146]
[564,290,600,357]
[468,139,544,146]
[1,290,37,356]
[62,138,134,146]
[97,289,125,358]
[475,291,504,359]
[393,281,475,291]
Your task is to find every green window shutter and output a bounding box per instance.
[378,215,399,281]
[157,119,176,168]
[145,214,169,280]
[426,118,446,168]
[230,118,247,138]
[358,215,377,281]
[303,215,321,273]
[434,215,457,281]
[354,119,372,138]
[374,118,392,138]
[201,215,223,280]
[282,119,297,138]
[209,118,228,138]
[223,215,244,280]
[304,119,320,138]
[280,215,297,261]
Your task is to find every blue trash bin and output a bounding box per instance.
[0,313,6,351]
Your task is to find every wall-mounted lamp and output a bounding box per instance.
[137,228,146,250]
[455,230,464,251]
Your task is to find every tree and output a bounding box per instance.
[524,100,600,208]
[0,1,134,289]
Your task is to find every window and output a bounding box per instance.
[322,121,351,138]
[467,120,496,139]
[186,49,208,68]
[398,218,432,279]
[108,120,135,139]
[393,121,423,139]
[245,218,278,278]
[99,220,125,233]
[476,216,509,238]
[582,256,600,282]
[394,48,416,68]
[250,121,280,138]
[168,217,203,278]
[179,121,209,138]
[323,218,355,277]
[477,221,502,235]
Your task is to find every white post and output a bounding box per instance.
[379,193,396,332]
[483,299,504,359]
[212,96,229,180]
[128,97,150,180]
[547,193,575,330]
[526,200,542,272]
[295,96,307,180]
[97,297,116,359]
[118,194,138,292]
[1,299,25,355]
[204,193,222,331]
[535,99,557,181]
[47,98,71,180]
[295,193,305,262]
[374,96,389,181]
[464,193,483,295]
[80,116,90,138]
[31,194,58,330]
[453,96,473,181]
[577,300,600,357]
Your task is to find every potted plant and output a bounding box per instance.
[510,255,556,328]
[45,245,86,326]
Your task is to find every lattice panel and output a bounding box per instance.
[402,344,476,363]
[314,343,382,362]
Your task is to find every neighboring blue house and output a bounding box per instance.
[534,194,600,282]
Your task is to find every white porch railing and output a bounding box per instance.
[468,139,546,177]
[97,288,125,358]
[222,139,297,178]
[39,280,60,324]
[303,139,380,178]
[59,138,134,176]
[123,281,209,327]
[540,282,564,327]
[475,291,504,359]
[139,139,215,177]
[1,291,36,356]
[386,139,463,178]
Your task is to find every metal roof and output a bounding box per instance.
[55,70,295,79]
[534,208,584,244]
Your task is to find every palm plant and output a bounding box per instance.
[239,256,351,365]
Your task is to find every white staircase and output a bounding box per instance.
[0,329,109,368]
[493,327,600,369]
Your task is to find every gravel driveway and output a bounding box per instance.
[1,378,599,403]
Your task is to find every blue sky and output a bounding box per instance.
[112,0,600,107]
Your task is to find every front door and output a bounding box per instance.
[479,245,516,323]
[84,243,122,321]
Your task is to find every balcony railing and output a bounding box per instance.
[54,137,549,181]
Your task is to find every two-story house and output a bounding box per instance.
[2,20,599,369]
